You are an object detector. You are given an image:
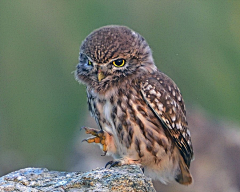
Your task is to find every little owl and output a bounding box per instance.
[75,25,193,185]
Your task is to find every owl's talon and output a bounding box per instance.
[110,161,121,168]
[105,161,113,168]
[80,126,86,131]
[83,127,102,136]
[82,127,107,154]
[105,160,121,168]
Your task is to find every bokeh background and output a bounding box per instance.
[0,1,240,191]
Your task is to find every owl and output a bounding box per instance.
[75,25,193,185]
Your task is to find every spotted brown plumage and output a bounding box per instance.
[75,25,194,185]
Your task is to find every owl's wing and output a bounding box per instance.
[140,71,193,167]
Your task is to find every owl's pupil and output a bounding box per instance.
[115,59,122,65]
[113,59,125,67]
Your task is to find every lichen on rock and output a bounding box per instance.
[0,165,156,192]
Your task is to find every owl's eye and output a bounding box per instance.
[88,60,93,65]
[112,59,125,67]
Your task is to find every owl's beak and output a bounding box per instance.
[97,70,105,82]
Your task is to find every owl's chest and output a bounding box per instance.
[87,89,117,134]
[87,86,171,159]
[87,86,159,138]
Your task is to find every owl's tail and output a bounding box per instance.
[175,156,193,185]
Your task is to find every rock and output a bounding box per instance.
[0,165,156,192]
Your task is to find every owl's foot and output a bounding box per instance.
[105,160,121,168]
[105,158,142,168]
[82,127,107,155]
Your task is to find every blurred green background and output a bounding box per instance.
[0,0,239,177]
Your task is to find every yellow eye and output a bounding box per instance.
[88,60,92,65]
[112,59,125,67]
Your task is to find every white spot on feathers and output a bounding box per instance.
[168,86,172,92]
[156,92,161,98]
[157,102,163,111]
[177,95,182,101]
[171,114,176,122]
[149,89,156,95]
[146,84,153,90]
[176,123,182,130]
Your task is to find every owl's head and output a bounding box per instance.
[75,25,156,93]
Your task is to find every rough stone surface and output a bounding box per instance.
[0,165,156,192]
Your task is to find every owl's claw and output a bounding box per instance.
[82,127,107,154]
[82,127,104,136]
[105,158,142,169]
[80,126,85,131]
[101,151,107,156]
[105,160,121,168]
